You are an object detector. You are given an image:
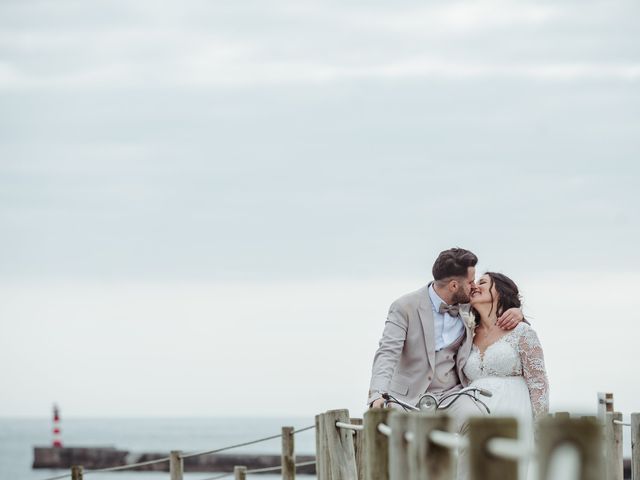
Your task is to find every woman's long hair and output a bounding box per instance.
[472,272,522,326]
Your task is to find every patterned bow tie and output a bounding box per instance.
[439,302,460,317]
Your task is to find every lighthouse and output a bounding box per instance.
[52,404,62,448]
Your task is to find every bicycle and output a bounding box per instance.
[382,386,493,414]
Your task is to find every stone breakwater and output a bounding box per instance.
[33,447,316,474]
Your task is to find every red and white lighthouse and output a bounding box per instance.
[52,404,63,448]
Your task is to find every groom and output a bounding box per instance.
[367,248,523,477]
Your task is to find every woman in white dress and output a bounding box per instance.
[463,272,549,479]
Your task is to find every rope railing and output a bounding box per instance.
[613,419,631,426]
[486,437,532,461]
[181,424,315,459]
[39,456,173,480]
[38,392,638,480]
[198,460,316,480]
[335,421,364,431]
[39,424,315,480]
[429,429,468,450]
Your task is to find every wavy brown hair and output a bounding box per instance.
[471,272,522,325]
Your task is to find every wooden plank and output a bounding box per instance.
[170,451,183,480]
[323,409,358,480]
[632,413,640,480]
[538,416,602,480]
[71,465,83,480]
[316,414,332,480]
[387,411,411,480]
[604,412,624,480]
[282,426,295,480]
[350,418,365,480]
[468,417,517,480]
[234,465,247,480]
[364,409,390,480]
[409,412,453,480]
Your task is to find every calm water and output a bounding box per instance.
[0,418,317,480]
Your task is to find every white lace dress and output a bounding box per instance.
[463,322,549,480]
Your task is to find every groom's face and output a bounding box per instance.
[451,266,476,304]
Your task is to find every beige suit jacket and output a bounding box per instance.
[367,283,475,406]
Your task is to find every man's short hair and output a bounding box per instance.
[432,248,478,281]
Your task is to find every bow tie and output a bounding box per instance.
[438,302,460,317]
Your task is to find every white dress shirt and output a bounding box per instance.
[428,284,465,351]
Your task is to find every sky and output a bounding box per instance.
[0,0,639,422]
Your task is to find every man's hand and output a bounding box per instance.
[370,397,386,408]
[496,307,524,330]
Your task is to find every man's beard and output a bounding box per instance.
[451,287,470,305]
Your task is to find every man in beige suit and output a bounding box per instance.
[368,248,523,478]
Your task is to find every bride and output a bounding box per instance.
[463,272,549,479]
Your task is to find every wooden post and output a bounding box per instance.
[316,414,332,480]
[468,417,517,480]
[170,450,183,480]
[364,408,390,480]
[234,466,247,480]
[71,465,83,480]
[632,413,640,480]
[537,416,602,480]
[409,412,453,480]
[598,392,614,423]
[350,418,365,480]
[387,411,411,480]
[555,412,571,420]
[604,412,624,480]
[323,409,358,480]
[282,426,295,480]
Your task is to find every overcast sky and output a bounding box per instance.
[1,0,639,421]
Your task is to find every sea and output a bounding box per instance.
[0,418,317,480]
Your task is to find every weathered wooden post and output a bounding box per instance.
[604,412,624,480]
[170,450,183,480]
[350,418,365,480]
[282,426,295,480]
[409,412,454,480]
[387,411,411,480]
[364,408,390,480]
[71,465,83,480]
[316,413,332,480]
[632,413,640,480]
[234,465,247,480]
[538,416,602,480]
[469,417,518,480]
[323,409,358,480]
[598,392,614,423]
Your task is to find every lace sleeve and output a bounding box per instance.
[518,326,549,420]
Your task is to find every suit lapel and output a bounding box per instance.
[417,285,436,369]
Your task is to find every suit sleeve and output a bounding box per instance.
[367,303,408,405]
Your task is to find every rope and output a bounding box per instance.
[198,460,316,480]
[336,421,364,431]
[85,456,172,474]
[38,425,315,480]
[39,474,71,480]
[486,438,532,460]
[292,425,316,434]
[377,423,392,437]
[613,420,631,426]
[181,424,314,459]
[39,456,172,480]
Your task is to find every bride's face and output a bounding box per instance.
[470,274,497,306]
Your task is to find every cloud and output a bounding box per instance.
[0,0,638,89]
